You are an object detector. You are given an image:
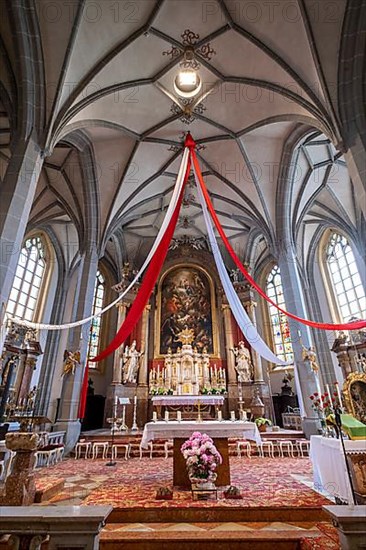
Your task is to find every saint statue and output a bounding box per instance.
[122,340,143,384]
[302,345,319,373]
[62,350,81,376]
[232,341,253,382]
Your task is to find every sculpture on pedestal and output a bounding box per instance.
[232,341,253,382]
[302,346,319,373]
[61,350,80,376]
[122,340,143,384]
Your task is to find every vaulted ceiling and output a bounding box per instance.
[0,0,364,277]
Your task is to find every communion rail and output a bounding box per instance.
[0,506,112,550]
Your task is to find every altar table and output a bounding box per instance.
[141,420,261,487]
[310,435,366,503]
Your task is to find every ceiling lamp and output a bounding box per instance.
[174,47,202,99]
[163,30,216,100]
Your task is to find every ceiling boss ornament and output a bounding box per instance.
[163,29,216,123]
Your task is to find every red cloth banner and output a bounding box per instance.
[191,149,366,331]
[78,361,89,419]
[88,158,191,365]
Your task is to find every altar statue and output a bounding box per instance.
[122,340,143,384]
[302,345,319,373]
[232,341,253,382]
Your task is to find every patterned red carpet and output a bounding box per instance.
[36,456,330,509]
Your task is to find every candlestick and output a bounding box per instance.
[164,410,169,422]
[131,395,138,431]
[230,410,236,422]
[177,411,182,422]
[217,410,222,422]
[152,411,157,422]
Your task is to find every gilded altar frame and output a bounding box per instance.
[154,263,220,359]
[343,372,366,423]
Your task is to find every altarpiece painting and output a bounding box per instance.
[159,266,214,355]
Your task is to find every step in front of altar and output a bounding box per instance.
[100,521,331,550]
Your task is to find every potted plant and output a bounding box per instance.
[255,417,272,432]
[181,432,222,489]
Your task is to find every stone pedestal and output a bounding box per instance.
[1,432,39,506]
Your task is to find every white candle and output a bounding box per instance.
[177,411,182,422]
[240,410,247,421]
[335,382,343,409]
[325,384,333,410]
[230,410,236,422]
[153,411,157,422]
[164,411,169,422]
[134,395,137,406]
[217,410,222,421]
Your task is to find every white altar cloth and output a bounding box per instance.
[151,395,224,406]
[310,435,366,503]
[141,420,261,448]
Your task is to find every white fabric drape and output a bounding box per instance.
[194,164,289,366]
[3,149,190,331]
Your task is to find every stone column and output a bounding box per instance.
[222,303,238,414]
[136,304,151,427]
[278,249,320,437]
[244,301,264,383]
[18,357,37,403]
[138,304,151,386]
[0,138,43,346]
[112,302,128,384]
[222,304,236,384]
[55,250,99,452]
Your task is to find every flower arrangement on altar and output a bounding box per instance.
[201,387,226,395]
[181,432,222,484]
[309,388,341,416]
[149,387,173,396]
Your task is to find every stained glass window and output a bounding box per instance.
[326,233,366,321]
[266,265,294,362]
[87,270,105,364]
[6,236,46,321]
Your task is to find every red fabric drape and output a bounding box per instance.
[78,362,89,419]
[192,149,366,331]
[88,158,192,365]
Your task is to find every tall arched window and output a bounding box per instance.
[266,265,294,362]
[325,233,366,321]
[6,235,47,321]
[87,270,105,363]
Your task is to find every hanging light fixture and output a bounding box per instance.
[163,31,216,100]
[174,46,202,99]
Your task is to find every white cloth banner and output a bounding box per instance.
[194,165,289,366]
[3,149,190,332]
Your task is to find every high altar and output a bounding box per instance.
[104,240,271,427]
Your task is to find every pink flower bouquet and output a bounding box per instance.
[181,432,222,483]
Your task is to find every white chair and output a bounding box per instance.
[92,442,109,459]
[296,440,310,458]
[278,440,295,458]
[236,440,251,458]
[111,443,131,460]
[75,441,92,459]
[257,441,275,458]
[139,441,153,459]
[164,440,173,459]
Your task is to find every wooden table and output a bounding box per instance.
[141,420,261,488]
